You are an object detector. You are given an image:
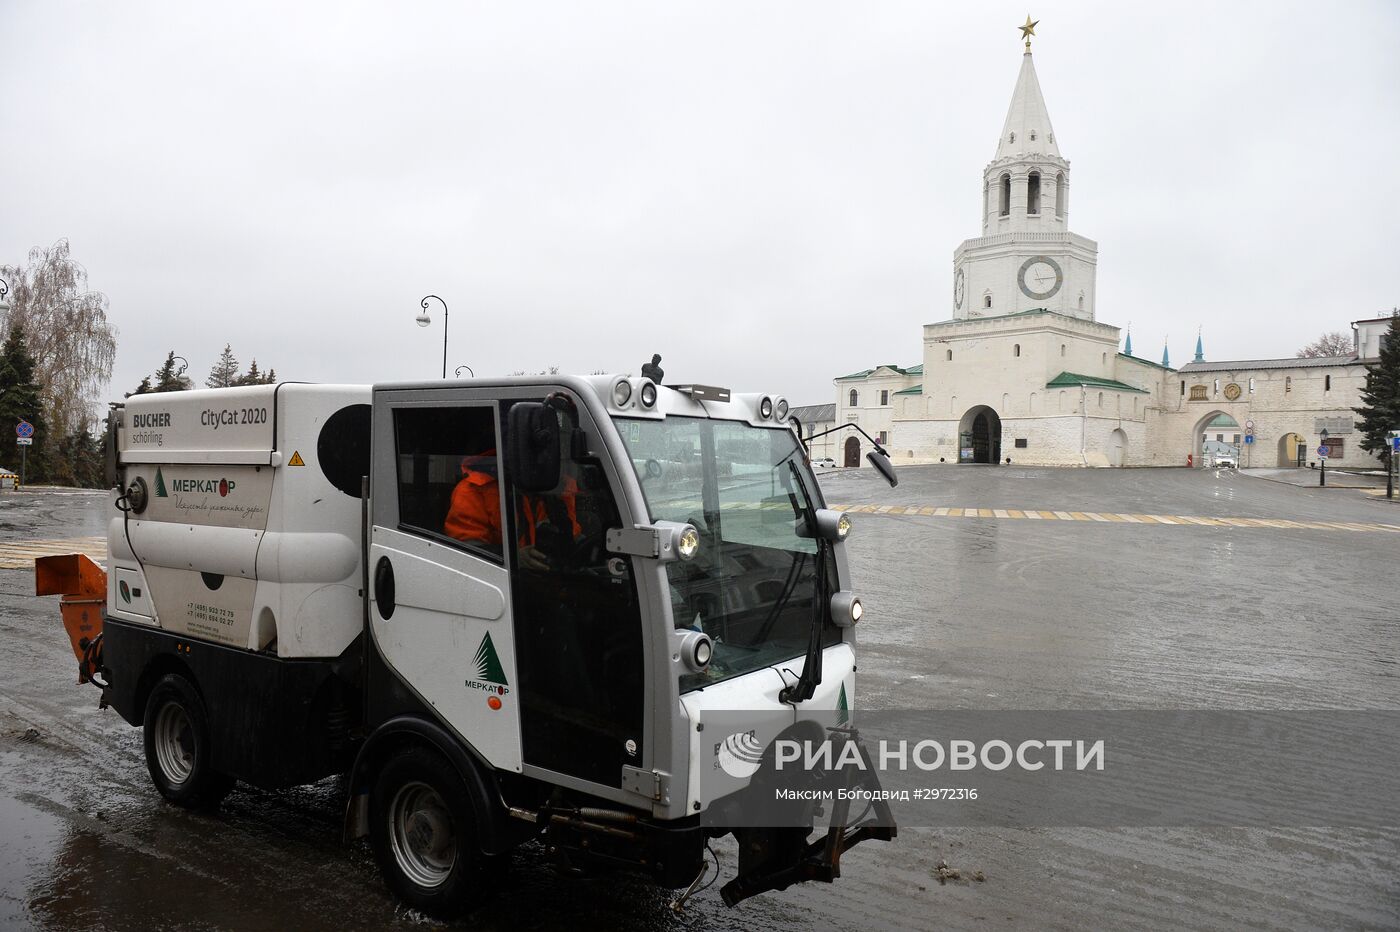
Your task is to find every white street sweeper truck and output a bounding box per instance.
[35,360,897,918]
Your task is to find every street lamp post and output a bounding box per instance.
[416,295,449,379]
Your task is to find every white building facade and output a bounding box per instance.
[835,38,1389,471]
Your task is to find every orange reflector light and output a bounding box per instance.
[487,696,502,710]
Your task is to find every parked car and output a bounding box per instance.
[812,457,837,468]
[1214,456,1236,468]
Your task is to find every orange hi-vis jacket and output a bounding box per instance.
[443,452,580,547]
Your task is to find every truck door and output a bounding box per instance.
[501,397,647,792]
[368,396,523,772]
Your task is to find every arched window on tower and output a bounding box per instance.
[999,173,1011,217]
[1055,172,1066,217]
[1014,344,1021,357]
[848,389,858,407]
[1027,171,1041,215]
[982,179,989,226]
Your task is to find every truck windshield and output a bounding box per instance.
[618,416,840,692]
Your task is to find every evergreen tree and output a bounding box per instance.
[234,359,276,386]
[1354,315,1400,465]
[152,351,191,393]
[237,359,263,386]
[206,344,241,388]
[128,376,154,397]
[0,327,47,477]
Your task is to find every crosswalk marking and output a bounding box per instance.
[827,505,1400,534]
[0,536,107,570]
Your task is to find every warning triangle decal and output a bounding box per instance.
[287,451,306,466]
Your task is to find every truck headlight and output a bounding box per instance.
[640,381,658,408]
[775,397,789,421]
[759,396,774,419]
[677,525,700,560]
[673,629,714,673]
[612,379,633,407]
[811,508,851,541]
[830,591,862,628]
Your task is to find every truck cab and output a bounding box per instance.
[66,371,893,917]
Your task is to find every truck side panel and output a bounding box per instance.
[102,617,360,789]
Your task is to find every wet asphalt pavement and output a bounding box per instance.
[1,468,1398,930]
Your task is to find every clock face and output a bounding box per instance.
[954,268,965,309]
[1017,255,1063,300]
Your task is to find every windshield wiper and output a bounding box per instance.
[779,460,828,705]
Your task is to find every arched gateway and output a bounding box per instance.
[958,406,1002,464]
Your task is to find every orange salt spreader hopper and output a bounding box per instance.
[35,553,108,685]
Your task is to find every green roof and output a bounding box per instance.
[1045,371,1150,394]
[1117,352,1175,372]
[1205,413,1240,427]
[892,384,922,396]
[835,363,920,380]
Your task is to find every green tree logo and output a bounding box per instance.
[837,682,850,726]
[473,632,508,686]
[153,467,168,497]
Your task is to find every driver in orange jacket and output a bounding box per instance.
[443,449,580,570]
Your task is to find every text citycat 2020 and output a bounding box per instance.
[34,359,897,919]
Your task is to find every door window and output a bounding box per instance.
[393,405,503,563]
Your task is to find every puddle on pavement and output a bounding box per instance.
[0,792,63,929]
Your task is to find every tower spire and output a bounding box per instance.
[1124,324,1133,357]
[997,21,1059,159]
[1162,338,1171,369]
[1194,327,1205,363]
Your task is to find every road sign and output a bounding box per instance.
[1245,419,1255,430]
[1392,436,1400,453]
[1317,445,1329,458]
[15,420,34,439]
[1243,435,1254,445]
[15,437,32,446]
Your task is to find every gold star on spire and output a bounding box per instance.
[1019,15,1039,50]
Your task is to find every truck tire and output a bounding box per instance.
[369,747,497,918]
[142,673,235,808]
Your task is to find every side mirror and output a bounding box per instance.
[866,450,898,487]
[506,403,561,492]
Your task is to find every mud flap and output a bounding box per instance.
[719,726,897,907]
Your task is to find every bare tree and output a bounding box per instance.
[207,344,241,388]
[0,239,118,433]
[1297,331,1352,358]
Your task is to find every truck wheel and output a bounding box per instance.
[369,747,495,918]
[142,673,235,808]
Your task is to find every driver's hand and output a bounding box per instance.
[518,545,551,571]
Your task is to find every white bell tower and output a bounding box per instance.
[952,21,1098,322]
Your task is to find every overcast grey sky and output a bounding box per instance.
[3,1,1398,406]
